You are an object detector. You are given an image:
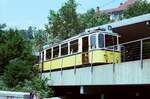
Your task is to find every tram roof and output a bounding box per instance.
[43,29,117,50]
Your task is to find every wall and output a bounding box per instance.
[42,59,150,86]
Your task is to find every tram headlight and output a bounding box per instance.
[108,25,112,31]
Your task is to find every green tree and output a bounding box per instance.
[0,24,6,31]
[0,24,6,73]
[0,29,36,86]
[46,10,63,39]
[15,77,53,98]
[46,0,82,40]
[0,27,53,98]
[26,26,34,39]
[1,75,53,98]
[79,8,110,29]
[123,0,150,18]
[33,29,53,51]
[0,24,7,47]
[0,29,35,73]
[3,58,34,87]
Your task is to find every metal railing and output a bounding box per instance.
[103,36,150,70]
[120,37,150,63]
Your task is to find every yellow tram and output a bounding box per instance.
[38,26,121,72]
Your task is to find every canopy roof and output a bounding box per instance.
[86,13,150,43]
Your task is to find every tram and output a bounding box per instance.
[38,26,121,72]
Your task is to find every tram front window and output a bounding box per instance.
[98,34,104,48]
[90,34,96,49]
[70,40,78,54]
[105,35,117,49]
[53,46,59,58]
[61,43,68,56]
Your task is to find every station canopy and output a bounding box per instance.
[87,13,150,43]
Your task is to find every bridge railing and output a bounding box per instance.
[105,36,150,69]
[119,37,150,63]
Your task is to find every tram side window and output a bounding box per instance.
[61,43,68,56]
[98,34,104,48]
[53,46,59,58]
[46,48,51,60]
[105,35,117,47]
[90,34,96,49]
[70,40,78,54]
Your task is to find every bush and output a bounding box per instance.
[0,28,53,98]
[3,58,34,87]
[1,76,53,98]
[15,77,53,98]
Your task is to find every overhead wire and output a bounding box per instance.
[98,0,125,9]
[100,0,116,9]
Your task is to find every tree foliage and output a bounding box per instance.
[33,29,52,51]
[0,76,53,98]
[0,29,35,73]
[3,58,35,87]
[15,77,53,98]
[0,24,6,32]
[0,24,53,98]
[123,0,150,18]
[79,8,110,29]
[46,0,82,40]
[0,28,36,86]
[46,0,111,40]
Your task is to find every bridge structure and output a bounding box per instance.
[41,14,150,98]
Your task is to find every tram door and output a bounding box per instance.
[82,36,89,64]
[41,51,44,73]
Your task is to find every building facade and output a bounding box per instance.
[97,0,137,21]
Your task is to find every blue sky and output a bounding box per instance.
[0,0,126,29]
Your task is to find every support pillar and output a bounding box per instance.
[80,86,84,94]
[101,93,105,99]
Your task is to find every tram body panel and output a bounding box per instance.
[114,52,121,63]
[62,55,75,68]
[89,50,121,64]
[41,51,121,71]
[105,51,121,63]
[62,53,82,68]
[43,61,51,71]
[89,50,106,63]
[75,53,82,66]
[39,63,42,71]
[51,59,62,70]
[106,51,113,63]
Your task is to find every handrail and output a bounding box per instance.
[104,36,150,49]
[120,36,150,46]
